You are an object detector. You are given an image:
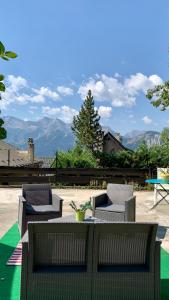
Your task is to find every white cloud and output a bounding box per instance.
[7,75,28,92]
[33,87,60,101]
[124,73,162,94]
[0,75,61,109]
[78,73,163,108]
[57,85,74,96]
[142,115,152,124]
[42,105,78,123]
[98,106,112,118]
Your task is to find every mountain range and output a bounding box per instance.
[2,116,161,156]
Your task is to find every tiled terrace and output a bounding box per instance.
[0,188,169,252]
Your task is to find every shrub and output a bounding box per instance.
[52,145,97,168]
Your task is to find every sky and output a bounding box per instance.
[0,0,169,134]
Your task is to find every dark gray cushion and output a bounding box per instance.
[25,190,50,205]
[95,204,125,213]
[26,204,58,215]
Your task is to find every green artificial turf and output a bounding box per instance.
[0,224,21,300]
[0,224,169,300]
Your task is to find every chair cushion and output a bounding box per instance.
[25,190,50,205]
[95,204,125,213]
[26,204,58,215]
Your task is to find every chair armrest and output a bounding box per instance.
[92,193,108,209]
[124,195,136,203]
[154,239,161,299]
[52,194,63,213]
[19,195,26,203]
[22,230,28,243]
[21,238,29,298]
[18,196,27,236]
[125,196,136,221]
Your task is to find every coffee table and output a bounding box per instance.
[48,214,106,223]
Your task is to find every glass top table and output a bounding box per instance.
[48,214,106,223]
[145,178,169,209]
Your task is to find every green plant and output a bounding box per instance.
[0,41,17,140]
[69,200,92,212]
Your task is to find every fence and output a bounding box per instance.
[0,166,155,186]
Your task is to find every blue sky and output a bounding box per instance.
[0,0,169,134]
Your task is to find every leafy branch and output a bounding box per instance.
[0,41,17,140]
[0,41,17,93]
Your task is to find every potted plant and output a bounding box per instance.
[69,200,92,221]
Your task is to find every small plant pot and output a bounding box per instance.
[75,211,85,222]
[161,173,169,182]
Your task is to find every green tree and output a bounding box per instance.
[160,127,169,145]
[72,90,103,153]
[52,145,97,168]
[0,41,17,139]
[146,80,169,111]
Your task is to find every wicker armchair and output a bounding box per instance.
[18,184,63,236]
[92,183,136,221]
[20,221,93,300]
[92,222,160,300]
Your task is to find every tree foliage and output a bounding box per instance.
[146,80,169,111]
[0,41,17,139]
[160,127,169,145]
[72,90,103,153]
[96,142,169,169]
[52,145,97,168]
[52,139,169,170]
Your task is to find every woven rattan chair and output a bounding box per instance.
[92,183,136,221]
[20,221,160,300]
[20,221,93,300]
[92,222,160,300]
[18,184,63,236]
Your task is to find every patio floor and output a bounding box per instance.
[0,188,169,252]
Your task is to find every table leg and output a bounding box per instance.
[151,183,169,209]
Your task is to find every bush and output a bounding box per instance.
[52,142,169,170]
[52,145,97,168]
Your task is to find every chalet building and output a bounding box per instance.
[0,138,40,167]
[103,131,127,153]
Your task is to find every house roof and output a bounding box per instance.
[0,140,41,167]
[103,131,129,151]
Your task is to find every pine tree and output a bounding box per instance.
[72,90,103,153]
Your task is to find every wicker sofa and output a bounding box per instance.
[92,183,136,221]
[20,221,160,300]
[18,184,63,236]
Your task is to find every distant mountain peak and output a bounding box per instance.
[2,116,163,155]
